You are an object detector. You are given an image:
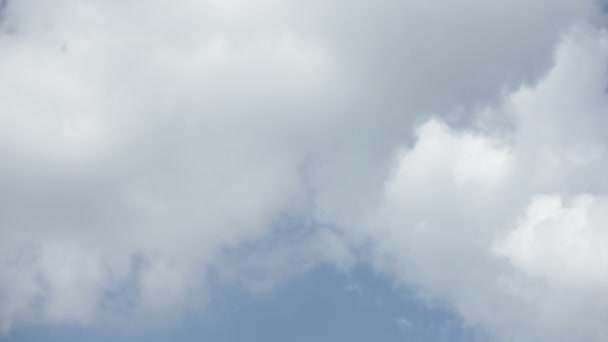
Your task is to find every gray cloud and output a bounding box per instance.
[361,25,608,341]
[0,0,604,340]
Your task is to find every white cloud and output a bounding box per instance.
[496,194,608,284]
[0,0,606,340]
[395,316,413,330]
[386,119,513,195]
[360,24,608,341]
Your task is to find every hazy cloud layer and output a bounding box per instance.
[0,1,606,340]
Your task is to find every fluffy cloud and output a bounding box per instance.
[496,194,608,285]
[362,25,608,341]
[0,0,606,341]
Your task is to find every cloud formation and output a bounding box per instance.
[364,25,608,341]
[0,0,607,340]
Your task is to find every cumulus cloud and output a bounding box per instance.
[496,194,608,284]
[362,24,608,341]
[0,0,607,341]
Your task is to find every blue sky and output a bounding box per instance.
[3,265,479,342]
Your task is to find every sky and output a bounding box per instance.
[2,0,608,341]
[4,266,481,342]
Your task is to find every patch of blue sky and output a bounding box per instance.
[3,264,484,342]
